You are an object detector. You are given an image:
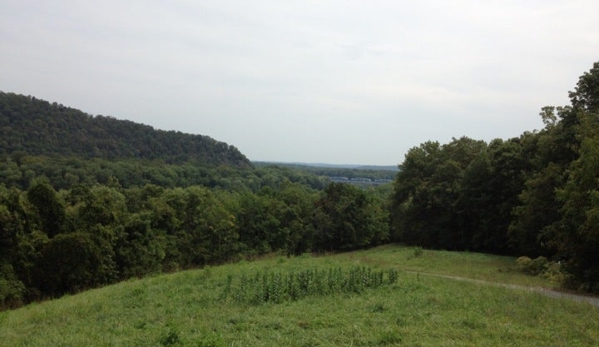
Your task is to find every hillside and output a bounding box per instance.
[0,92,251,167]
[1,246,597,347]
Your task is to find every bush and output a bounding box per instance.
[515,256,564,283]
[541,261,565,283]
[0,264,26,310]
[515,256,545,275]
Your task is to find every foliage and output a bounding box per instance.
[529,62,599,291]
[514,256,565,283]
[34,232,118,297]
[514,256,548,276]
[0,179,390,309]
[0,154,332,192]
[0,263,25,309]
[254,162,399,180]
[0,92,251,167]
[391,137,490,250]
[390,61,599,292]
[313,183,389,251]
[26,181,66,238]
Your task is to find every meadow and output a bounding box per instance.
[1,245,597,347]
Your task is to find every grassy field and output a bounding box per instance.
[1,245,598,346]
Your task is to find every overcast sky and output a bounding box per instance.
[1,1,598,165]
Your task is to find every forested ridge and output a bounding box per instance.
[0,92,250,167]
[1,62,599,310]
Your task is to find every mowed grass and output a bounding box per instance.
[1,245,598,347]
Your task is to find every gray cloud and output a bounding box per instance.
[1,0,598,164]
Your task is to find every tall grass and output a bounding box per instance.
[220,266,399,305]
[1,245,598,347]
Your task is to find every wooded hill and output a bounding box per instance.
[0,94,390,310]
[0,92,251,167]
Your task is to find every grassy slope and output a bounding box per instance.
[1,245,598,347]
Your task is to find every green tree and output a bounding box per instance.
[550,62,599,291]
[557,115,599,291]
[391,137,486,250]
[236,190,285,255]
[275,181,318,255]
[115,212,166,278]
[34,232,117,296]
[390,141,442,244]
[314,183,388,251]
[0,186,22,264]
[26,181,66,238]
[569,61,599,112]
[459,138,528,254]
[155,186,238,268]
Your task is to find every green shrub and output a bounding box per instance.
[515,256,564,283]
[515,256,536,275]
[541,261,566,283]
[0,264,26,310]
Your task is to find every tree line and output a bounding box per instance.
[0,154,330,192]
[390,61,599,292]
[0,180,389,309]
[253,162,398,181]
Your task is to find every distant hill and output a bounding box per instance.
[256,162,400,172]
[355,165,399,172]
[254,161,399,181]
[0,92,251,167]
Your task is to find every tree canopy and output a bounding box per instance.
[390,61,599,292]
[0,92,251,167]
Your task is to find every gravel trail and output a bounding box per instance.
[407,271,599,307]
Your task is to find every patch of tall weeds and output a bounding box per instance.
[220,266,399,305]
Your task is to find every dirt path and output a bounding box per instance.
[407,271,599,307]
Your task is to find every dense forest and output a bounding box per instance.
[1,61,599,310]
[0,180,390,309]
[0,93,391,309]
[391,61,599,291]
[0,92,250,167]
[0,154,331,192]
